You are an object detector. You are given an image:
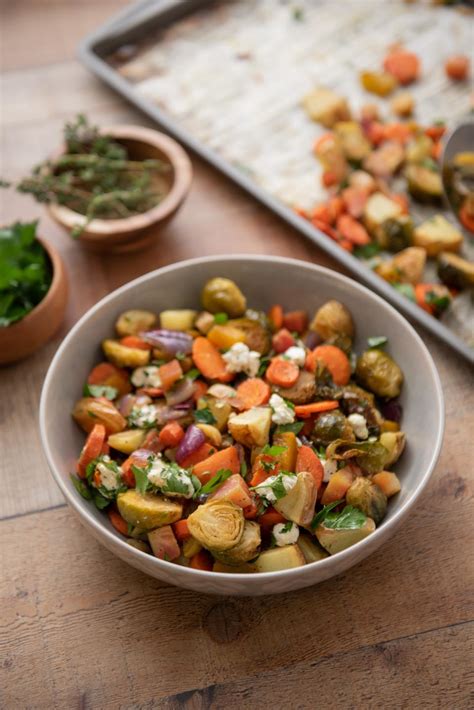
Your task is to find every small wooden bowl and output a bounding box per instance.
[48,125,193,254]
[0,238,68,366]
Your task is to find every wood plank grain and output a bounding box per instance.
[1,465,472,708]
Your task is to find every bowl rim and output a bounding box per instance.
[0,234,66,339]
[48,125,193,238]
[39,254,445,584]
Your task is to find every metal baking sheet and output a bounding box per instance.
[79,0,474,363]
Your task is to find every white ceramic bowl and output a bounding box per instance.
[40,256,444,596]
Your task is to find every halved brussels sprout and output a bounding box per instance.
[346,477,387,524]
[325,439,388,475]
[437,252,474,290]
[377,216,414,252]
[406,164,443,203]
[201,277,247,317]
[312,410,354,446]
[117,490,183,531]
[115,309,157,337]
[228,317,271,354]
[212,521,261,565]
[187,499,244,552]
[274,370,317,405]
[310,300,354,341]
[356,349,403,398]
[379,431,406,467]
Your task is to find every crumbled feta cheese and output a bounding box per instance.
[147,456,194,498]
[269,393,295,425]
[348,413,369,440]
[254,473,297,503]
[131,366,162,389]
[282,345,306,367]
[96,458,121,491]
[129,404,159,428]
[273,521,300,547]
[222,342,260,377]
[322,458,338,483]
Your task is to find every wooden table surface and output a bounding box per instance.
[1,2,473,708]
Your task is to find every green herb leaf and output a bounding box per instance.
[281,521,294,533]
[91,490,110,510]
[354,242,381,259]
[185,368,201,381]
[251,472,295,501]
[367,336,388,349]
[310,500,343,529]
[83,383,118,400]
[324,505,367,529]
[132,465,150,495]
[175,351,186,361]
[425,290,451,312]
[276,421,305,435]
[70,474,92,500]
[191,474,202,495]
[198,468,233,495]
[261,445,287,457]
[257,357,270,378]
[393,283,416,302]
[213,312,229,324]
[194,407,217,425]
[240,459,248,478]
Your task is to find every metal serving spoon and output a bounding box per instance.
[441,121,474,228]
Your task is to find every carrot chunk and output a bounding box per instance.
[268,304,284,331]
[296,445,324,490]
[193,446,240,484]
[192,337,233,383]
[190,550,213,571]
[336,214,371,245]
[235,378,271,410]
[266,357,299,388]
[383,49,420,85]
[119,335,152,350]
[108,509,128,536]
[306,344,351,386]
[159,421,185,448]
[172,519,191,541]
[294,401,339,418]
[159,359,183,391]
[77,424,106,479]
[282,310,308,334]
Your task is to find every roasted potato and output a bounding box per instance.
[72,397,126,434]
[253,545,306,572]
[302,87,351,127]
[413,215,463,256]
[437,252,474,289]
[228,407,272,447]
[159,309,197,331]
[274,471,318,527]
[107,429,146,454]
[115,309,157,337]
[102,339,150,368]
[310,300,354,342]
[316,517,375,554]
[375,247,426,285]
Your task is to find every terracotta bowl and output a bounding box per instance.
[48,125,193,254]
[0,237,68,366]
[39,256,444,596]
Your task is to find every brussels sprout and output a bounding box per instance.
[212,521,261,565]
[325,439,388,475]
[117,490,183,531]
[115,309,157,337]
[187,499,245,552]
[274,370,317,405]
[274,471,318,527]
[312,410,354,446]
[316,517,375,555]
[364,193,403,239]
[253,544,306,572]
[310,300,354,341]
[201,277,246,317]
[377,216,414,253]
[228,317,271,354]
[297,534,329,563]
[437,252,474,290]
[379,431,406,467]
[356,349,404,398]
[102,339,150,368]
[346,477,387,524]
[406,164,443,203]
[72,397,126,434]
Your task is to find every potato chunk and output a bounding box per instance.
[376,247,426,285]
[115,309,157,337]
[413,215,463,256]
[102,340,150,368]
[253,545,306,572]
[302,87,351,128]
[159,309,197,331]
[227,406,272,447]
[364,192,403,238]
[107,429,146,454]
[117,490,183,531]
[274,472,318,527]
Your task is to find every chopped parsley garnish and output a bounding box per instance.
[70,474,92,500]
[393,283,416,302]
[310,500,343,529]
[367,336,388,349]
[353,242,381,259]
[213,312,229,324]
[185,368,201,381]
[425,290,451,312]
[324,505,367,529]
[196,468,233,496]
[280,521,294,533]
[261,445,287,457]
[132,464,150,495]
[257,357,270,378]
[83,383,118,400]
[276,421,304,435]
[251,472,295,501]
[194,407,217,425]
[91,491,110,510]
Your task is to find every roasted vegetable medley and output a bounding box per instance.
[71,278,407,573]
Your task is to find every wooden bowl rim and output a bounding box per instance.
[0,235,67,339]
[48,125,193,240]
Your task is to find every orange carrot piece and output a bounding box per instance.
[327,196,346,223]
[322,170,338,188]
[258,508,286,528]
[272,328,295,354]
[336,214,371,245]
[365,121,386,147]
[136,387,164,398]
[390,193,409,214]
[296,445,324,490]
[190,549,213,571]
[172,519,191,541]
[266,357,299,388]
[341,187,369,219]
[444,54,469,82]
[431,141,443,162]
[143,429,162,453]
[193,446,240,484]
[180,442,214,468]
[459,203,474,234]
[192,337,233,383]
[383,122,412,144]
[119,335,152,351]
[87,362,131,396]
[192,379,209,402]
[425,125,446,142]
[312,218,339,240]
[306,344,351,386]
[268,304,284,331]
[159,359,183,391]
[383,50,420,85]
[243,499,259,519]
[294,401,339,419]
[282,310,308,334]
[159,421,185,448]
[77,424,106,479]
[108,508,128,536]
[312,204,332,224]
[236,378,271,410]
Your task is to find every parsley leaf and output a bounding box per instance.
[261,445,287,457]
[91,490,110,510]
[367,336,388,349]
[257,357,270,378]
[175,351,186,361]
[251,472,295,501]
[281,521,294,533]
[194,408,217,425]
[70,474,92,500]
[198,468,233,496]
[185,368,201,381]
[276,421,304,435]
[83,383,118,400]
[425,290,451,312]
[324,505,367,529]
[354,242,381,259]
[393,283,416,302]
[132,464,150,495]
[240,459,248,478]
[310,500,343,529]
[214,312,229,324]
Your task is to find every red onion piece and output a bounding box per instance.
[175,424,205,465]
[140,329,193,355]
[380,399,402,423]
[165,377,196,406]
[304,331,322,350]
